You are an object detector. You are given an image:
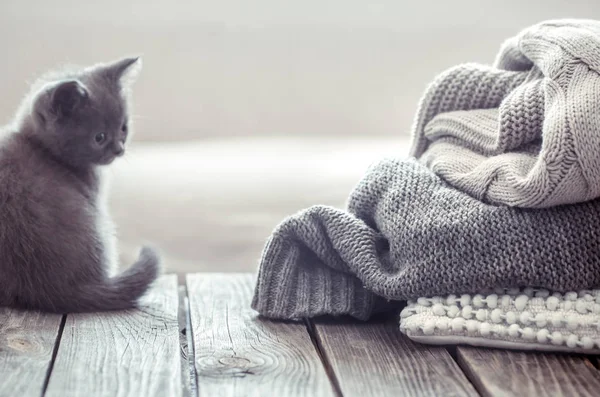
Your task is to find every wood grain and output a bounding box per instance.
[313,316,478,397]
[0,308,63,397]
[44,275,182,397]
[457,346,600,396]
[186,273,335,397]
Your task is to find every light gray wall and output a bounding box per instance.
[1,1,599,141]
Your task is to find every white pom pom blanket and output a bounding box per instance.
[401,288,600,353]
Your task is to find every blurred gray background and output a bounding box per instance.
[1,1,599,273]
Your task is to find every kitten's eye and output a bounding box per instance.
[121,123,128,133]
[94,133,106,144]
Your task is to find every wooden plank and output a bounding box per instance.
[186,273,335,397]
[457,346,600,397]
[44,275,182,397]
[0,309,63,397]
[313,316,478,397]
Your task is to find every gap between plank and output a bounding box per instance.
[443,342,483,394]
[304,319,344,397]
[177,284,193,397]
[179,281,198,397]
[455,349,488,397]
[41,314,67,396]
[585,356,600,370]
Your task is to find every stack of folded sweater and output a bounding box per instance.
[252,19,600,352]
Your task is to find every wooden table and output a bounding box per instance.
[2,274,600,397]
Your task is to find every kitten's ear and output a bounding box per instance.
[103,56,142,85]
[49,80,89,118]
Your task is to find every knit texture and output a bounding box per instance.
[401,288,600,353]
[252,19,600,321]
[410,19,600,208]
[252,158,600,320]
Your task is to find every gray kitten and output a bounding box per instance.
[0,57,160,312]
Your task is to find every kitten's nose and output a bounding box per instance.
[113,141,125,156]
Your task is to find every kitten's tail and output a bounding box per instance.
[64,246,161,312]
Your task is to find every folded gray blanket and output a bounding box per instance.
[411,19,600,208]
[252,158,600,320]
[252,19,600,320]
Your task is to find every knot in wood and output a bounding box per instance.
[197,354,262,378]
[7,334,37,352]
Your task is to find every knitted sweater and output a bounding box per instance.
[252,158,600,320]
[252,19,600,321]
[411,19,600,208]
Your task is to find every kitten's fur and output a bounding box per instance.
[0,57,160,312]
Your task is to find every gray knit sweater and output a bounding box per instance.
[412,19,600,207]
[252,20,600,320]
[252,158,600,320]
